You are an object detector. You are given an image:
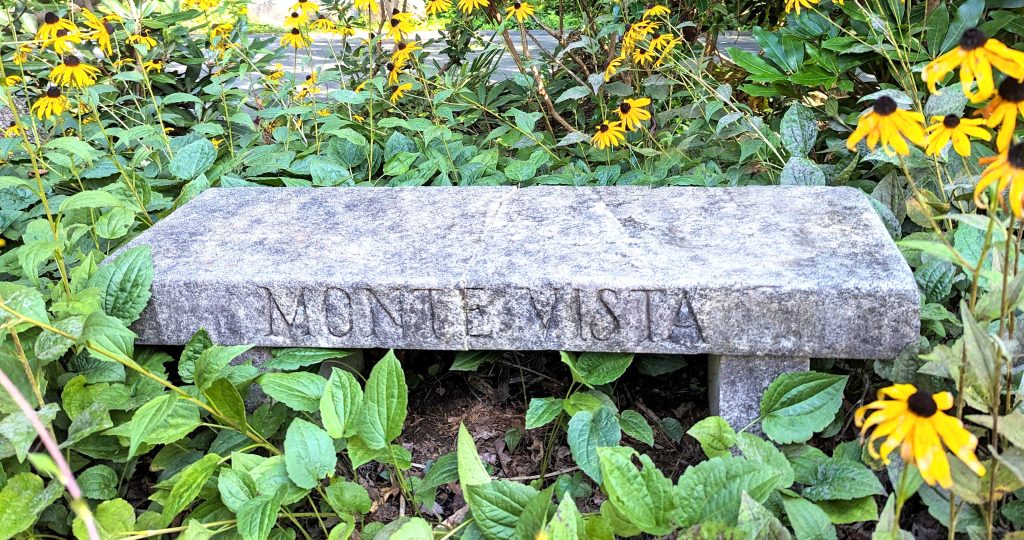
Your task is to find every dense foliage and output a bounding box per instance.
[1,0,1024,538]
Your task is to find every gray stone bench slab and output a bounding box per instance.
[119,186,920,427]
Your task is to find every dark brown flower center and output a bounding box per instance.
[291,11,300,17]
[291,28,301,35]
[390,18,400,27]
[56,29,68,38]
[873,96,897,116]
[44,12,59,24]
[998,77,1024,103]
[393,8,400,15]
[943,114,960,128]
[959,28,987,51]
[637,46,647,54]
[64,55,80,67]
[398,42,407,50]
[1009,143,1024,169]
[619,102,632,113]
[46,86,61,98]
[625,23,632,32]
[387,62,395,71]
[103,22,114,33]
[599,123,609,132]
[305,74,312,81]
[907,391,937,418]
[514,1,522,8]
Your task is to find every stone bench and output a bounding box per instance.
[119,186,919,428]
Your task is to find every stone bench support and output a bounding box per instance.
[117,186,919,429]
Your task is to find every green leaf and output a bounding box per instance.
[324,479,372,515]
[816,496,878,524]
[736,492,792,540]
[320,367,363,439]
[60,190,124,212]
[358,351,407,449]
[421,452,459,490]
[451,351,498,371]
[514,486,557,540]
[780,156,826,186]
[218,468,258,513]
[457,423,491,487]
[759,371,848,444]
[780,102,817,156]
[728,48,786,82]
[203,378,248,430]
[258,372,327,413]
[237,490,284,540]
[801,457,884,502]
[567,407,621,483]
[284,418,337,489]
[545,493,583,540]
[0,284,49,333]
[125,394,177,458]
[598,447,675,536]
[735,433,794,488]
[169,139,218,180]
[0,403,58,461]
[574,352,634,386]
[179,329,213,383]
[44,136,103,164]
[0,473,62,539]
[618,410,654,447]
[674,456,786,526]
[87,246,153,325]
[194,345,252,392]
[77,465,119,500]
[525,397,563,430]
[940,0,984,52]
[161,453,221,525]
[80,311,136,362]
[263,348,353,371]
[390,517,434,539]
[556,85,592,103]
[686,416,737,458]
[465,480,538,540]
[782,496,837,540]
[34,315,84,363]
[72,498,135,540]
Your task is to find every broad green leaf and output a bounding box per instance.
[457,423,491,487]
[60,190,123,212]
[514,486,557,540]
[525,397,563,430]
[0,403,59,461]
[169,138,218,180]
[686,416,736,458]
[161,453,221,525]
[125,394,176,458]
[324,479,372,515]
[465,480,538,540]
[421,452,459,490]
[0,283,49,333]
[780,156,826,186]
[358,351,407,449]
[801,457,884,502]
[736,492,792,540]
[598,447,674,536]
[194,345,252,391]
[44,136,103,164]
[391,517,434,539]
[567,407,621,483]
[782,496,837,540]
[574,352,634,386]
[780,102,817,156]
[77,464,119,500]
[178,329,213,383]
[674,456,786,526]
[258,372,326,413]
[735,433,795,489]
[72,498,135,540]
[0,473,63,539]
[618,410,654,447]
[545,493,583,540]
[816,496,878,524]
[760,371,848,444]
[218,468,258,513]
[263,348,353,371]
[33,315,84,363]
[80,311,136,362]
[87,246,153,325]
[320,367,363,439]
[284,418,337,489]
[203,378,248,430]
[450,351,498,371]
[237,490,285,540]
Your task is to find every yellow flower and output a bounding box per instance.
[211,137,223,148]
[458,0,489,14]
[785,0,819,14]
[281,28,312,48]
[2,76,22,87]
[856,384,985,488]
[846,96,926,156]
[4,122,22,138]
[185,0,220,9]
[506,1,535,22]
[592,121,626,149]
[36,12,77,41]
[387,62,404,85]
[291,0,319,15]
[143,60,164,73]
[391,41,422,65]
[925,115,990,157]
[654,37,680,68]
[974,142,1024,216]
[50,55,102,87]
[979,77,1024,152]
[353,114,365,123]
[354,80,369,93]
[127,32,157,49]
[390,82,413,104]
[31,87,69,120]
[386,14,414,41]
[12,44,32,65]
[604,54,624,82]
[266,63,285,82]
[284,11,308,29]
[317,108,330,117]
[643,4,671,18]
[426,0,453,15]
[333,25,357,37]
[354,0,379,12]
[616,97,652,131]
[46,29,84,54]
[923,28,1024,103]
[631,46,655,67]
[304,72,319,86]
[623,20,657,52]
[81,9,113,56]
[310,18,336,32]
[649,32,674,52]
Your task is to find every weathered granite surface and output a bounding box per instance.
[119,186,919,357]
[709,355,810,430]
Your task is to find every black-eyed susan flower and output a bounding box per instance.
[185,0,220,9]
[2,75,22,87]
[391,41,421,65]
[127,32,157,49]
[784,0,819,14]
[3,122,20,138]
[292,0,319,15]
[592,121,626,149]
[506,2,535,22]
[304,72,318,85]
[846,96,926,156]
[458,0,489,14]
[36,12,77,41]
[923,28,1024,103]
[654,37,681,68]
[616,97,652,131]
[649,32,674,52]
[426,0,452,15]
[623,20,657,52]
[281,28,312,48]
[386,15,414,41]
[333,25,357,37]
[856,384,985,488]
[354,0,379,12]
[631,46,656,67]
[353,114,365,123]
[49,55,101,88]
[390,82,413,104]
[12,44,32,65]
[387,62,404,85]
[925,115,990,157]
[354,80,369,93]
[284,11,308,29]
[310,18,336,32]
[295,84,320,100]
[975,142,1024,216]
[81,9,113,56]
[979,77,1024,152]
[604,54,624,82]
[643,4,671,18]
[31,86,69,120]
[266,63,285,82]
[46,29,83,54]
[142,60,164,73]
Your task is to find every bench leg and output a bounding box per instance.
[708,355,809,431]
